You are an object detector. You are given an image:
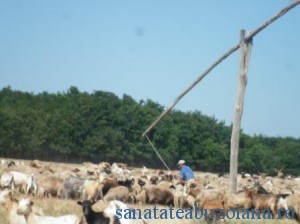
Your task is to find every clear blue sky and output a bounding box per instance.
[0,1,299,138]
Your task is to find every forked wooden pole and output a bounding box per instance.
[229,30,252,194]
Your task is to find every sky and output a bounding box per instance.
[0,1,299,138]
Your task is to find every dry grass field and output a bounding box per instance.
[0,158,298,224]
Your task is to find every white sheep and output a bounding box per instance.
[1,159,8,168]
[0,172,14,189]
[141,166,149,177]
[10,171,28,193]
[111,163,123,176]
[26,174,38,196]
[16,198,82,224]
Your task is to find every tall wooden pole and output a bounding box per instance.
[229,30,253,194]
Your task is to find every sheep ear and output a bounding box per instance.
[77,201,83,205]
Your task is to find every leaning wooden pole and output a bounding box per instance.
[142,0,300,137]
[229,30,253,194]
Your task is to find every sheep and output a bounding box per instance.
[0,190,43,224]
[99,172,109,183]
[141,166,149,177]
[202,199,226,222]
[103,200,146,224]
[224,189,252,210]
[62,176,85,199]
[241,172,251,178]
[30,160,42,169]
[186,185,202,198]
[77,200,111,224]
[111,163,123,176]
[26,174,38,196]
[1,159,7,167]
[247,189,278,218]
[0,172,14,189]
[38,176,63,197]
[171,184,185,208]
[103,186,129,202]
[0,189,26,224]
[83,180,103,201]
[101,178,119,197]
[144,185,174,206]
[137,179,146,189]
[10,171,28,193]
[276,195,291,219]
[133,189,147,205]
[179,193,196,210]
[149,176,159,185]
[160,172,174,182]
[98,162,110,172]
[117,177,134,190]
[282,194,300,221]
[130,178,143,195]
[17,198,82,224]
[177,194,196,210]
[195,189,225,209]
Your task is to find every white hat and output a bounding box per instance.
[177,160,185,165]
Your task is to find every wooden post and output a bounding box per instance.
[229,30,253,194]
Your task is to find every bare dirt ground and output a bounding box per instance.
[0,158,298,224]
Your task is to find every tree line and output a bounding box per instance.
[0,86,299,175]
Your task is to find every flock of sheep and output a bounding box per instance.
[1,158,300,223]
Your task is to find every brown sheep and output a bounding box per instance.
[186,186,202,198]
[101,178,119,196]
[134,189,147,205]
[247,189,278,218]
[103,186,130,202]
[38,176,63,198]
[145,185,174,206]
[224,190,252,210]
[195,189,225,209]
[202,199,226,223]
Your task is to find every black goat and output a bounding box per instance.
[77,200,116,224]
